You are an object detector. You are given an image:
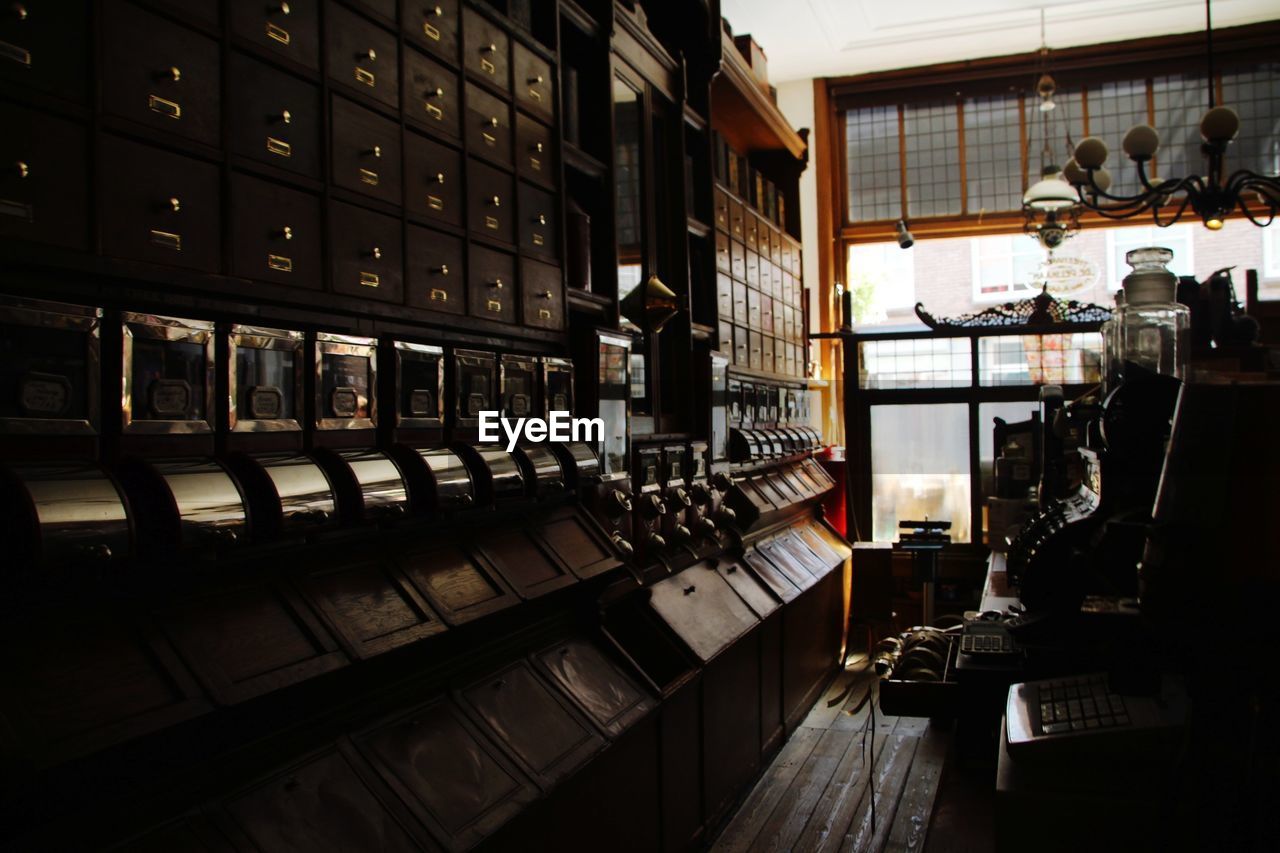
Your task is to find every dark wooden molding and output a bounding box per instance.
[710,28,807,159]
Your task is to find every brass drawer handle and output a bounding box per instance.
[279,109,292,124]
[278,226,293,240]
[529,75,544,85]
[14,161,29,178]
[166,66,181,83]
[489,278,503,290]
[434,264,449,275]
[361,48,377,61]
[489,116,499,127]
[541,290,553,299]
[276,2,291,14]
[432,4,443,14]
[536,214,546,225]
[12,3,28,20]
[367,145,382,158]
[534,142,544,153]
[489,195,500,207]
[482,43,497,53]
[168,197,181,213]
[434,172,445,183]
[369,246,382,260]
[429,87,444,98]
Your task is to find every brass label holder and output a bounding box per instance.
[268,254,293,272]
[359,271,381,288]
[266,136,292,158]
[355,67,376,88]
[266,22,291,45]
[149,229,182,251]
[148,95,181,119]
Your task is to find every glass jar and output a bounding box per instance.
[1100,290,1125,394]
[1118,247,1189,380]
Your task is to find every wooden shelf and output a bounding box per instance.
[711,29,806,160]
[567,288,614,316]
[563,141,608,179]
[686,216,711,238]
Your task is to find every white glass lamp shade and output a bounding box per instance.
[1093,167,1113,192]
[1122,124,1160,161]
[1023,176,1077,211]
[1200,106,1240,143]
[1062,158,1088,186]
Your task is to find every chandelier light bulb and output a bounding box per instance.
[1122,124,1160,161]
[1062,158,1087,186]
[1074,136,1109,169]
[1199,106,1240,143]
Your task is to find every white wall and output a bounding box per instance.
[773,78,821,337]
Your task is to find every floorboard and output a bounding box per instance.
[710,662,964,853]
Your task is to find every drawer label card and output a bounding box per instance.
[355,67,376,88]
[266,22,291,45]
[486,299,502,313]
[19,371,71,416]
[330,387,359,418]
[409,389,435,416]
[359,168,379,186]
[148,95,182,120]
[248,386,283,419]
[359,271,380,288]
[149,229,182,251]
[266,137,293,158]
[0,39,31,66]
[427,194,444,211]
[423,22,441,41]
[267,253,293,272]
[148,379,192,418]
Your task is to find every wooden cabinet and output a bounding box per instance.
[328,200,404,303]
[404,45,461,139]
[514,112,555,189]
[464,81,512,168]
[330,94,402,205]
[520,257,564,331]
[512,41,553,123]
[461,5,508,91]
[229,172,323,288]
[228,51,322,178]
[406,223,465,314]
[404,130,463,227]
[325,0,399,109]
[229,0,320,70]
[467,243,515,323]
[467,157,513,243]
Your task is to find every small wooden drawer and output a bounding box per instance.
[729,199,744,240]
[732,281,747,326]
[749,330,763,370]
[733,325,748,367]
[229,0,319,70]
[467,157,513,244]
[512,41,553,123]
[229,172,322,288]
[783,271,795,306]
[772,263,784,299]
[730,239,744,280]
[746,287,761,331]
[745,214,759,253]
[406,223,464,314]
[716,273,732,321]
[0,103,89,250]
[745,250,759,287]
[772,299,784,336]
[789,239,801,275]
[714,189,729,233]
[403,0,459,63]
[0,0,89,103]
[228,51,322,179]
[404,130,462,227]
[465,81,512,168]
[461,5,508,91]
[325,0,398,109]
[99,133,220,272]
[404,45,460,138]
[328,199,403,303]
[518,182,557,259]
[330,94,402,206]
[101,1,220,147]
[769,228,783,265]
[514,112,555,189]
[715,231,730,273]
[520,258,563,330]
[718,321,732,353]
[762,336,775,374]
[468,244,515,324]
[761,293,774,334]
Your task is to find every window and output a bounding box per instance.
[1265,225,1280,280]
[870,403,971,542]
[1086,79,1150,198]
[846,105,900,223]
[971,234,1044,301]
[1221,64,1280,177]
[857,337,970,389]
[964,94,1024,215]
[1105,224,1194,290]
[847,240,916,320]
[904,101,961,218]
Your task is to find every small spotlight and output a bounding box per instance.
[896,220,914,249]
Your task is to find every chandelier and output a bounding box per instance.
[1062,0,1280,230]
[1021,12,1081,255]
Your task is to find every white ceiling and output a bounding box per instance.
[720,0,1280,83]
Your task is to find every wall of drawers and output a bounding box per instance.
[0,0,564,335]
[713,184,806,378]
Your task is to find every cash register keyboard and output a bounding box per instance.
[960,624,1017,656]
[1034,673,1130,734]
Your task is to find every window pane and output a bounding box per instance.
[1152,73,1209,181]
[847,240,916,323]
[964,94,1022,214]
[1088,79,1149,197]
[978,333,1103,386]
[978,402,1040,500]
[904,101,961,217]
[871,403,971,542]
[858,337,971,389]
[1221,63,1280,178]
[846,106,901,222]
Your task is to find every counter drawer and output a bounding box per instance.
[464,81,512,168]
[228,51,322,179]
[99,134,220,272]
[517,182,557,259]
[520,258,564,330]
[229,0,319,70]
[328,200,403,303]
[229,172,322,289]
[402,0,459,64]
[404,45,460,139]
[461,6,508,91]
[0,103,89,250]
[406,224,464,314]
[404,131,462,227]
[468,244,515,324]
[0,0,89,103]
[325,0,398,109]
[514,113,555,189]
[512,42,553,123]
[467,158,513,244]
[330,94,402,206]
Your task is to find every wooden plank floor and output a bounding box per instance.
[710,659,954,853]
